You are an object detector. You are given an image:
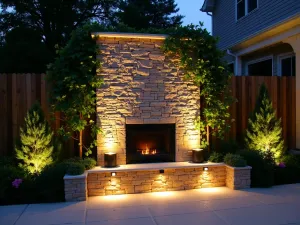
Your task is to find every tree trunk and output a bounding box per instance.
[79,113,83,158]
[206,125,210,152]
[79,130,83,158]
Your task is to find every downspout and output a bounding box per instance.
[227,49,240,76]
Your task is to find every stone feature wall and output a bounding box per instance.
[96,34,200,166]
[64,173,88,201]
[87,166,226,196]
[226,166,251,190]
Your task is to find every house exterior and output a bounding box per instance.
[201,0,300,148]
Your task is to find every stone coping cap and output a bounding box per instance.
[91,32,168,40]
[64,171,87,180]
[88,162,225,173]
[226,165,252,170]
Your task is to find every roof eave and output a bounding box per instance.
[200,0,215,12]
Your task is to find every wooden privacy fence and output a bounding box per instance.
[0,74,296,156]
[227,76,296,148]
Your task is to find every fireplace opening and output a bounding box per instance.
[126,124,175,164]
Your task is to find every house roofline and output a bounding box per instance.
[227,13,300,52]
[200,0,215,12]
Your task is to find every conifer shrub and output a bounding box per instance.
[245,84,285,162]
[15,103,54,175]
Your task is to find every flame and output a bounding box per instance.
[140,144,157,155]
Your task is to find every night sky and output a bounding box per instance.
[176,0,211,32]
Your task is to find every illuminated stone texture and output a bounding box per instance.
[96,34,200,166]
[87,166,226,196]
[226,166,251,190]
[64,173,87,201]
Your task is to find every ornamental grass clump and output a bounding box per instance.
[15,103,54,175]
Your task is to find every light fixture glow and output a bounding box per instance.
[111,172,116,177]
[203,167,208,171]
[107,152,116,155]
[151,191,175,197]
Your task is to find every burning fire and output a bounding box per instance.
[141,144,157,155]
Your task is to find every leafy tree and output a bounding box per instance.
[0,26,52,73]
[0,0,118,72]
[15,103,54,175]
[113,0,183,30]
[245,84,285,161]
[163,24,234,151]
[46,23,102,158]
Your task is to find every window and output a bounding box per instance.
[279,54,295,76]
[247,57,273,76]
[237,0,258,20]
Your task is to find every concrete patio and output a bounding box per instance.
[2,184,300,225]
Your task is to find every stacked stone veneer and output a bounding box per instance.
[63,165,252,200]
[226,166,251,190]
[96,34,200,166]
[64,173,87,201]
[87,166,226,196]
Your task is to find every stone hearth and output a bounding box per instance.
[95,32,200,166]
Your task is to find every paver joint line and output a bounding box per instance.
[13,204,29,225]
[212,210,231,225]
[147,207,159,225]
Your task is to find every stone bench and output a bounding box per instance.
[64,162,251,201]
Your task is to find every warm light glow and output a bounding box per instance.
[193,148,204,151]
[106,152,116,155]
[111,172,116,177]
[203,167,208,171]
[102,195,127,201]
[188,136,200,149]
[150,191,175,198]
[105,140,115,150]
[196,187,224,193]
[139,144,157,155]
[91,32,167,40]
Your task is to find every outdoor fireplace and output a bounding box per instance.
[96,33,200,166]
[126,124,176,164]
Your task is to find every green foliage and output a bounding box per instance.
[212,139,240,155]
[66,162,85,175]
[0,0,117,41]
[245,84,285,162]
[47,23,102,157]
[239,150,274,187]
[163,24,234,147]
[0,27,53,73]
[0,156,14,166]
[224,153,246,167]
[82,157,97,170]
[281,155,300,169]
[208,152,224,163]
[113,0,183,30]
[15,103,54,175]
[34,162,69,203]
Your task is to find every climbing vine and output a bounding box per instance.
[162,24,234,150]
[47,23,102,157]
